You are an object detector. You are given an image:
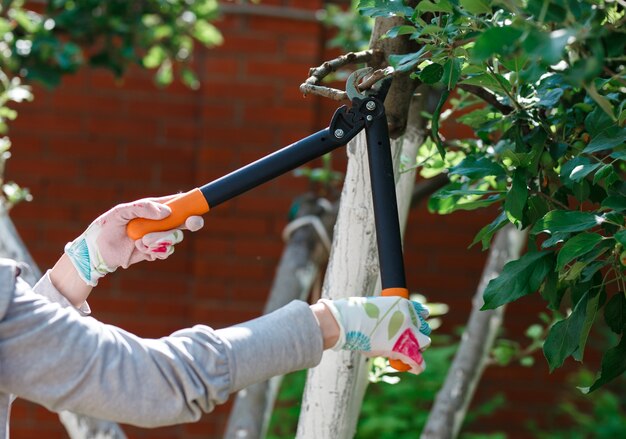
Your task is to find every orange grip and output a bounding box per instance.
[126,188,210,240]
[381,287,410,299]
[382,287,412,372]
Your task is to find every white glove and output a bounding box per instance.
[320,296,431,375]
[65,196,203,286]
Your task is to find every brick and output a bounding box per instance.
[200,126,276,146]
[284,38,319,59]
[248,16,320,36]
[214,35,279,56]
[47,137,120,160]
[86,117,159,140]
[8,157,79,181]
[12,111,83,136]
[202,57,241,78]
[127,99,199,121]
[50,92,125,116]
[245,60,313,82]
[202,81,276,101]
[243,106,314,126]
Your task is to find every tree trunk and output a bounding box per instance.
[223,194,338,439]
[0,204,127,439]
[420,225,526,439]
[295,97,426,438]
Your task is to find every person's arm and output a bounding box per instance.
[0,276,323,427]
[48,254,93,308]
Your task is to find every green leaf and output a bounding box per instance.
[537,88,564,108]
[472,26,523,61]
[460,73,512,96]
[560,157,602,184]
[573,290,601,361]
[615,230,626,247]
[389,47,425,72]
[584,335,626,392]
[523,29,575,65]
[532,210,605,235]
[584,82,617,122]
[155,58,173,86]
[482,251,553,309]
[359,0,415,17]
[364,302,380,319]
[585,106,615,137]
[192,21,223,46]
[604,292,626,334]
[181,68,200,90]
[601,197,626,212]
[460,0,491,15]
[492,343,517,366]
[470,211,509,250]
[442,58,461,90]
[386,25,417,38]
[419,63,444,84]
[416,0,453,13]
[431,89,450,159]
[610,150,626,161]
[388,310,404,340]
[564,261,586,281]
[543,292,590,371]
[450,156,506,179]
[0,18,12,35]
[593,164,616,185]
[541,269,563,310]
[505,169,528,227]
[143,45,166,69]
[583,126,626,154]
[556,233,604,271]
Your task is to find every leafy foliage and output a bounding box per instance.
[529,367,626,438]
[0,0,223,207]
[267,340,507,438]
[0,0,222,89]
[359,0,626,389]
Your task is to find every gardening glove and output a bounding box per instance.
[65,195,204,286]
[319,296,431,375]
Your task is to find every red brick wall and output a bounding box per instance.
[4,2,569,438]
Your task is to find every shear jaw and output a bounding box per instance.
[345,67,392,102]
[346,67,376,101]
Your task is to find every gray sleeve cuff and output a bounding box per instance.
[33,270,91,315]
[216,300,323,392]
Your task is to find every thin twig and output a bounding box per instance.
[458,84,514,115]
[359,66,395,91]
[300,50,381,101]
[299,84,349,102]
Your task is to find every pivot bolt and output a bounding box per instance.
[366,101,376,111]
[334,129,345,138]
[366,115,373,121]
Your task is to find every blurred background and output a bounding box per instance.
[4,1,620,438]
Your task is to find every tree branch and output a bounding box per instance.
[421,225,527,439]
[458,84,514,115]
[300,50,382,101]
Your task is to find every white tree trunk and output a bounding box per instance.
[296,111,424,438]
[0,204,127,439]
[420,225,526,439]
[224,196,337,439]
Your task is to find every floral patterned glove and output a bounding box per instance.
[320,296,431,375]
[65,196,204,286]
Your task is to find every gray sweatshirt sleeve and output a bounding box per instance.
[0,271,323,427]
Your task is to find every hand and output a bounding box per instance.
[319,296,431,375]
[65,196,204,286]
